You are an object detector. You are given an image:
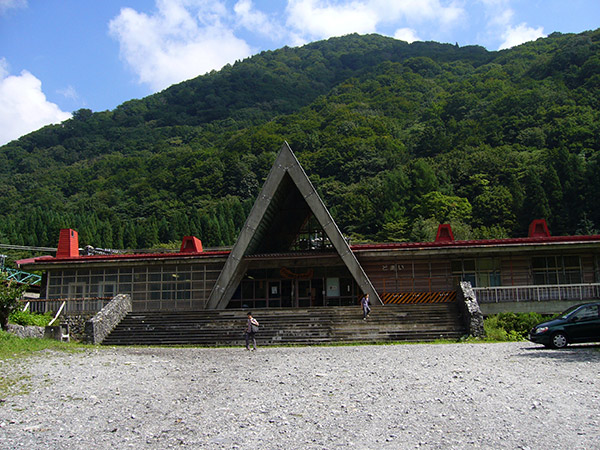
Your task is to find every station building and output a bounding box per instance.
[19,143,600,315]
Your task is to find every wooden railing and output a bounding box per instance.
[472,283,600,303]
[22,297,113,315]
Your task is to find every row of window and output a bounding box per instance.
[44,255,591,303]
[46,265,220,302]
[451,256,583,287]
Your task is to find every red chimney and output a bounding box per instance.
[528,219,551,238]
[435,224,454,242]
[56,229,79,258]
[180,236,203,253]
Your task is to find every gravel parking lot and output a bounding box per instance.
[1,342,599,449]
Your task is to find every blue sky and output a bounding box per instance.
[1,0,599,145]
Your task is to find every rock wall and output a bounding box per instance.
[62,315,94,341]
[85,294,132,344]
[6,323,45,339]
[458,281,485,337]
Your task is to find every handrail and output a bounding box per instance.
[19,297,113,315]
[19,297,112,303]
[473,283,600,303]
[48,301,66,325]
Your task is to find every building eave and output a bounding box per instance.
[352,237,600,258]
[19,251,230,271]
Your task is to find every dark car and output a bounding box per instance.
[528,302,600,348]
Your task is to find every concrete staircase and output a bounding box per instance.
[101,302,467,346]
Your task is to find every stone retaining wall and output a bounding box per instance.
[458,281,485,337]
[6,323,45,339]
[7,317,91,342]
[61,315,93,342]
[85,294,131,344]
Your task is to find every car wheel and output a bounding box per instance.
[551,332,568,349]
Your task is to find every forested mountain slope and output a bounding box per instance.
[1,30,599,250]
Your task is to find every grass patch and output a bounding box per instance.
[0,329,85,360]
[0,330,91,401]
[0,371,32,399]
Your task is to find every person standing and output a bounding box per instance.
[245,311,259,351]
[360,293,371,320]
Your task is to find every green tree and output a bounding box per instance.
[378,209,409,242]
[472,185,516,230]
[0,274,27,330]
[414,191,472,223]
[519,168,551,232]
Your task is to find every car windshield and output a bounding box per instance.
[558,304,583,319]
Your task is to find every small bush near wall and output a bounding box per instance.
[9,310,53,327]
[484,312,552,341]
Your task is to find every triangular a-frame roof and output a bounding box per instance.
[206,142,381,309]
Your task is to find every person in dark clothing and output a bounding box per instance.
[360,293,371,320]
[245,311,259,350]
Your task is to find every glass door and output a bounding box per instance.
[297,280,312,307]
[281,280,293,307]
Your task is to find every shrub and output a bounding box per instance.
[484,312,551,341]
[9,309,54,327]
[0,274,27,330]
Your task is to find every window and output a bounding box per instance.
[452,258,500,288]
[290,214,333,251]
[575,305,599,321]
[99,282,117,298]
[68,282,86,298]
[326,278,340,297]
[532,256,582,285]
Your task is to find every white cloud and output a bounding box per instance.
[487,6,513,28]
[285,0,379,39]
[0,59,71,146]
[234,0,282,38]
[285,0,465,41]
[109,0,252,91]
[108,0,469,90]
[394,27,420,43]
[57,85,81,102]
[499,23,545,50]
[0,0,27,14]
[371,0,464,25]
[477,0,545,50]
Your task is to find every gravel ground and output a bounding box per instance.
[0,342,599,449]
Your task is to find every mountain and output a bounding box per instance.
[1,30,599,250]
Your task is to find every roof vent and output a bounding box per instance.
[528,219,551,238]
[56,229,79,258]
[180,236,203,253]
[435,224,454,242]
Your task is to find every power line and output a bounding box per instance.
[0,243,57,252]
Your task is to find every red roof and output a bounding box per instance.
[350,234,600,251]
[17,234,600,267]
[17,250,229,266]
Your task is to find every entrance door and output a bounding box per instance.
[312,278,324,306]
[297,280,312,307]
[281,280,293,307]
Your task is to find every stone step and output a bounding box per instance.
[102,303,467,346]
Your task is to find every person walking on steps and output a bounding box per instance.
[361,293,371,320]
[245,311,259,351]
